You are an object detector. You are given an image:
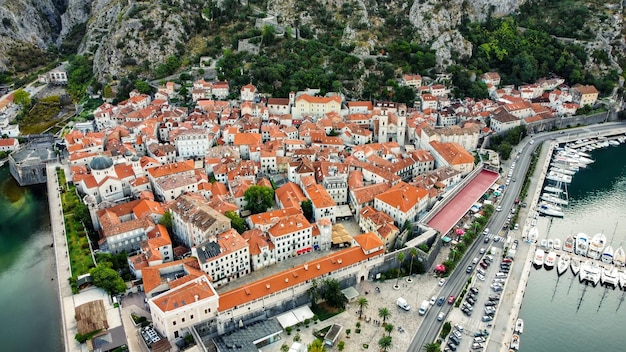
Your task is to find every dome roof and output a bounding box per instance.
[131,156,139,162]
[124,150,133,157]
[90,156,113,170]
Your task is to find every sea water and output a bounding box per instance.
[519,142,626,351]
[0,166,62,352]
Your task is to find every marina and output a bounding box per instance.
[518,139,626,352]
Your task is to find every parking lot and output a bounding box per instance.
[440,242,517,351]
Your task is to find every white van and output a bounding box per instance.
[472,257,479,264]
[397,297,411,311]
[495,273,508,279]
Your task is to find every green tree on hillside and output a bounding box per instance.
[13,89,31,109]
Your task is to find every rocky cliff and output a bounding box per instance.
[2,0,623,83]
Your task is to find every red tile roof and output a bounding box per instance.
[218,234,383,311]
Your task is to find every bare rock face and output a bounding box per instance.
[0,0,66,70]
[58,0,93,42]
[408,0,526,66]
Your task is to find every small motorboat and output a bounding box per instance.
[570,258,581,276]
[534,249,545,269]
[553,238,561,251]
[557,254,571,276]
[515,318,524,334]
[602,245,614,264]
[544,252,557,270]
[563,236,575,253]
[510,334,520,350]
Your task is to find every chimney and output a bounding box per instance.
[304,264,308,271]
[266,284,270,289]
[194,295,199,302]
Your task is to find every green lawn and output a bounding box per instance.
[57,169,95,277]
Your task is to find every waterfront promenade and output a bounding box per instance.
[46,162,81,352]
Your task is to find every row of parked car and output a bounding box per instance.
[444,322,486,351]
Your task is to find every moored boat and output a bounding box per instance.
[601,245,614,264]
[540,239,548,248]
[545,251,557,270]
[575,233,589,257]
[587,233,607,260]
[619,271,626,290]
[563,236,575,253]
[510,334,520,350]
[601,266,619,289]
[515,319,524,334]
[544,186,564,195]
[528,227,539,243]
[547,239,554,250]
[557,254,571,276]
[614,247,626,267]
[571,258,581,276]
[553,238,561,251]
[541,193,569,206]
[534,249,545,269]
[538,203,565,217]
[546,172,572,184]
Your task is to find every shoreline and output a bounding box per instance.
[494,126,626,352]
[46,163,75,352]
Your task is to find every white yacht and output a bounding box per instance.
[575,233,589,257]
[546,171,572,184]
[541,193,569,206]
[601,266,619,289]
[547,239,554,250]
[540,238,548,248]
[534,249,545,269]
[549,167,575,176]
[571,258,581,276]
[614,247,626,267]
[538,203,565,217]
[587,233,607,260]
[581,261,602,287]
[543,185,563,194]
[557,254,571,276]
[601,245,614,264]
[563,236,575,253]
[545,252,557,270]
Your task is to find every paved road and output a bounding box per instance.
[407,122,626,351]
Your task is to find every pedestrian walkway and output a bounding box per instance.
[46,162,82,352]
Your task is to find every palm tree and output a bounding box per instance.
[357,297,368,320]
[384,323,394,337]
[423,342,440,352]
[408,247,418,281]
[378,307,391,324]
[378,336,392,352]
[395,251,405,288]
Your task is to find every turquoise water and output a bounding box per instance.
[0,167,62,352]
[520,142,626,351]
